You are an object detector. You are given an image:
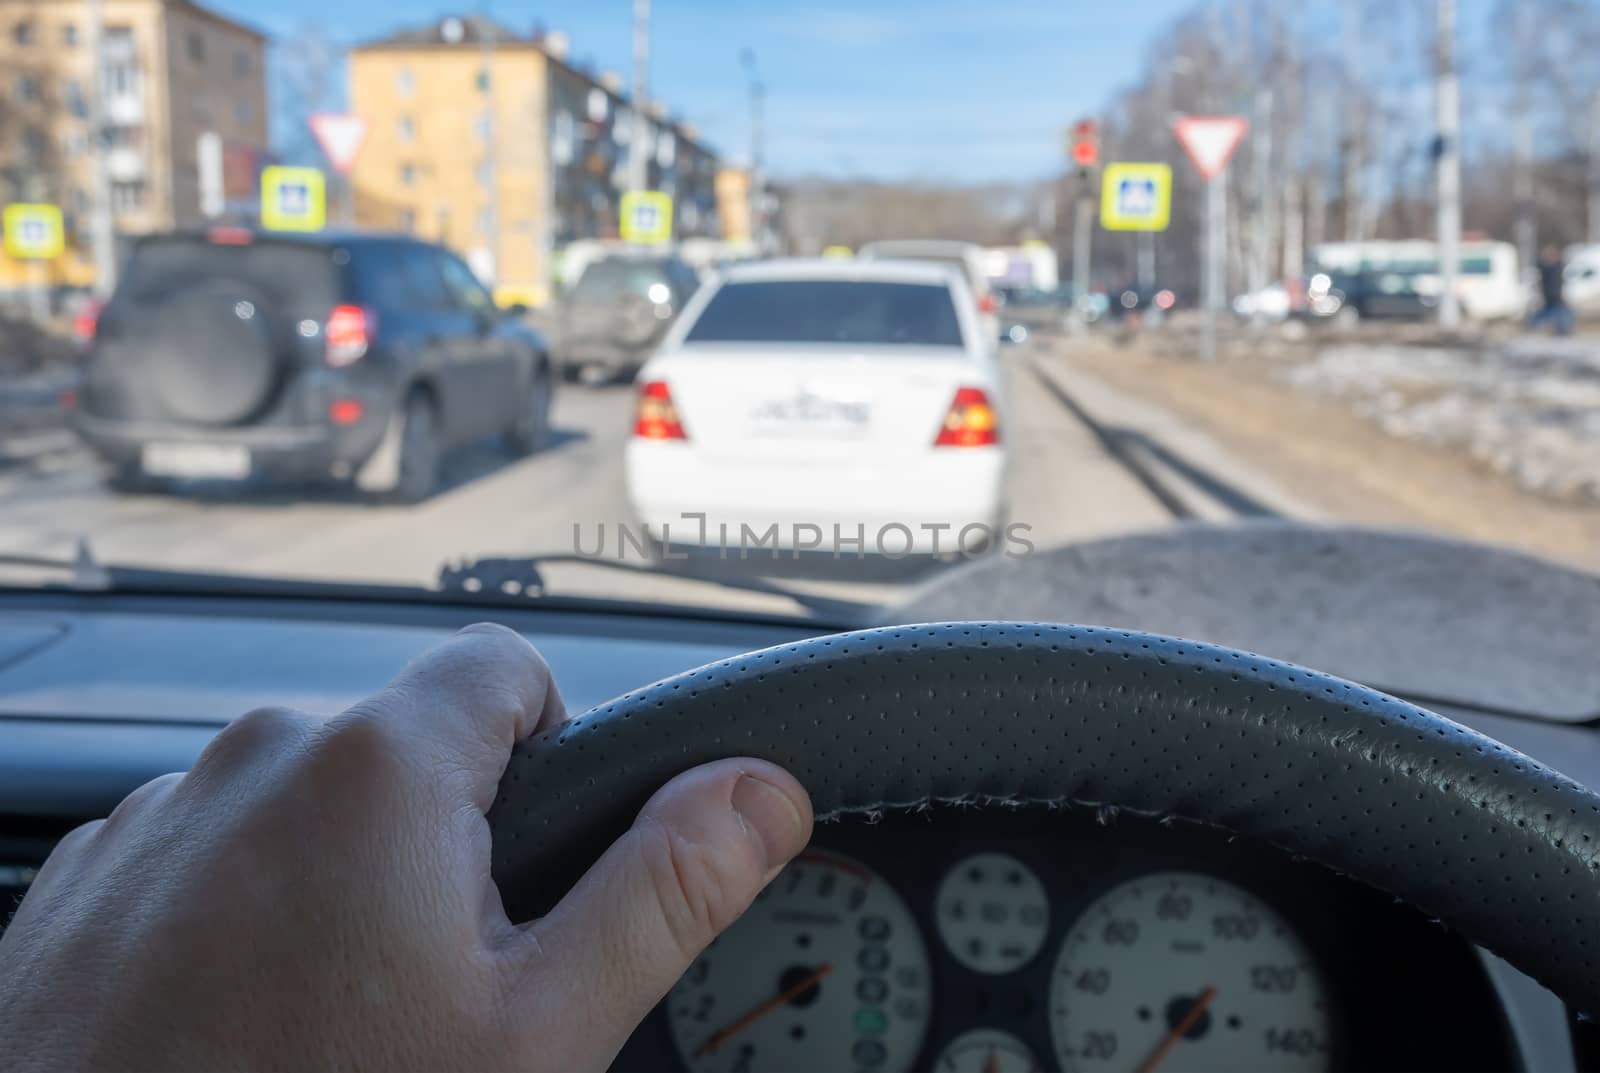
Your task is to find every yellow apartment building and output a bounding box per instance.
[350,14,722,307]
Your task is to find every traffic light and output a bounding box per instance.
[1069,119,1099,168]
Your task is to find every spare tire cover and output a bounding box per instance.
[127,281,281,426]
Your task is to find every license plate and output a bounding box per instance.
[141,442,251,479]
[748,390,873,437]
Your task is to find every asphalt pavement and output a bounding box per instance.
[0,339,1192,616]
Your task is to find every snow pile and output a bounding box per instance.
[1281,339,1600,502]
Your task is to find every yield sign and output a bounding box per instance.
[1174,116,1248,180]
[309,114,369,175]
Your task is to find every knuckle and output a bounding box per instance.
[199,705,310,768]
[638,816,752,962]
[312,710,408,780]
[102,771,183,829]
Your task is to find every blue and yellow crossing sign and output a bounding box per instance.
[260,166,327,232]
[1100,163,1172,232]
[3,203,65,259]
[620,191,673,245]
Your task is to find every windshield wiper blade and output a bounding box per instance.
[437,553,875,623]
[0,539,112,591]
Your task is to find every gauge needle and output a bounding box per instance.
[693,964,834,1057]
[1134,985,1218,1073]
[983,1048,1001,1073]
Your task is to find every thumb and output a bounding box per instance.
[519,758,812,1067]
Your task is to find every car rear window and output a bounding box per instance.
[684,280,965,347]
[571,259,672,302]
[117,237,341,309]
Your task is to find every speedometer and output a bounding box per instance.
[667,849,931,1073]
[1049,872,1331,1073]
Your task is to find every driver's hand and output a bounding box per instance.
[0,623,812,1071]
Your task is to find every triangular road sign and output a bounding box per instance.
[1174,116,1248,180]
[310,114,369,175]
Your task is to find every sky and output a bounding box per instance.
[216,0,1206,183]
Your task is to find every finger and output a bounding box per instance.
[336,623,562,811]
[513,759,811,1062]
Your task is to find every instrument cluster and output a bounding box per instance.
[616,807,1518,1073]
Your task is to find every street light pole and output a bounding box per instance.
[627,0,651,193]
[740,48,764,250]
[86,0,116,297]
[1434,0,1462,330]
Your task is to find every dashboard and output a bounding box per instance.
[614,808,1513,1073]
[0,588,1591,1071]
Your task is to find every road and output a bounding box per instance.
[0,340,1188,616]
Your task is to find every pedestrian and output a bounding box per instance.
[1529,243,1575,336]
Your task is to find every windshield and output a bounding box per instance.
[1,1,1596,654]
[684,280,965,347]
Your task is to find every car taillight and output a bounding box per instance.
[633,379,687,440]
[325,305,373,367]
[934,386,999,447]
[977,293,999,316]
[73,299,103,343]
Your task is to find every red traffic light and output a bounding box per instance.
[1069,118,1099,167]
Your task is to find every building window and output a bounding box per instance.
[398,116,414,142]
[12,21,33,45]
[233,49,250,78]
[478,206,493,236]
[21,126,48,163]
[111,180,145,212]
[233,98,254,128]
[16,75,37,102]
[399,208,416,233]
[476,68,490,91]
[400,163,416,186]
[64,78,86,117]
[61,23,78,47]
[187,31,204,63]
[396,68,414,95]
[476,159,492,188]
[586,88,608,122]
[473,111,492,141]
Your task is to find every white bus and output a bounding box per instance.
[1309,240,1525,320]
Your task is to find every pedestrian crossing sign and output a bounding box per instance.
[1100,163,1172,232]
[260,166,326,232]
[620,191,673,245]
[3,203,65,259]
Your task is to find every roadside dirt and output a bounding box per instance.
[1062,334,1600,574]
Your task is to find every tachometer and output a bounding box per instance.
[1049,872,1331,1073]
[667,849,931,1073]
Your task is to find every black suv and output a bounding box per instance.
[555,253,700,383]
[74,230,554,502]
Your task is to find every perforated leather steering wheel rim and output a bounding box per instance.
[488,622,1600,1014]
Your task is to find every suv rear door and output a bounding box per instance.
[435,250,519,436]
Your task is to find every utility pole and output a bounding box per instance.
[86,0,116,297]
[1512,0,1536,273]
[1072,182,1093,310]
[740,48,764,249]
[1282,176,1303,281]
[479,6,499,285]
[627,0,651,194]
[1434,0,1461,331]
[1341,5,1364,242]
[1589,92,1600,244]
[1250,86,1273,321]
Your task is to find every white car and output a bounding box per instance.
[625,259,1009,557]
[858,239,1001,347]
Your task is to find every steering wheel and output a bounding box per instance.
[488,622,1600,1015]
